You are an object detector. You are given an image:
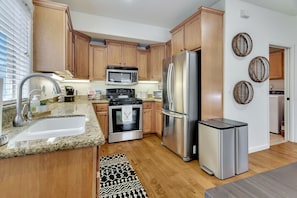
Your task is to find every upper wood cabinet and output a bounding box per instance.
[149,43,165,81]
[73,31,90,79]
[33,0,73,75]
[89,45,107,80]
[137,49,150,80]
[106,40,137,67]
[171,14,201,54]
[269,49,284,79]
[165,40,172,58]
[171,6,224,120]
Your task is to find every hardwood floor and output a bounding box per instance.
[100,134,297,198]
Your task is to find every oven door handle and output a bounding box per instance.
[162,110,184,119]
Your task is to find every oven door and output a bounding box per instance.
[108,104,143,143]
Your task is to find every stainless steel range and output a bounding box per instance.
[106,88,143,143]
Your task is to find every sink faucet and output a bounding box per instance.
[13,73,62,127]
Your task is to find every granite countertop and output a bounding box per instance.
[140,98,162,102]
[0,97,106,159]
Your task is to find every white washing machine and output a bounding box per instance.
[269,94,284,134]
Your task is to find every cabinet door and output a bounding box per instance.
[185,15,201,50]
[137,50,149,80]
[165,40,172,58]
[269,49,284,79]
[90,45,107,80]
[66,18,74,73]
[154,102,163,137]
[143,109,152,134]
[171,27,184,55]
[149,44,165,81]
[33,2,69,72]
[122,44,137,66]
[143,102,153,134]
[74,32,90,79]
[94,103,109,139]
[155,110,163,137]
[107,42,122,65]
[96,112,108,139]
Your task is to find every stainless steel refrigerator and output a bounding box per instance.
[162,50,200,162]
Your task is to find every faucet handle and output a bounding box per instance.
[21,103,33,121]
[21,103,29,118]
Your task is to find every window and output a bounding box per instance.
[0,0,33,104]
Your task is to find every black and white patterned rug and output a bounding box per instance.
[100,153,148,198]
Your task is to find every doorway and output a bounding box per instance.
[269,45,288,146]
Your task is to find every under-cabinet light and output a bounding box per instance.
[63,79,90,83]
[44,73,64,81]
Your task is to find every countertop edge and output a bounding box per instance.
[0,98,105,159]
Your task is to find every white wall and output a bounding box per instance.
[71,11,171,44]
[224,0,297,152]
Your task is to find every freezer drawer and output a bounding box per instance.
[162,110,196,162]
[198,120,235,180]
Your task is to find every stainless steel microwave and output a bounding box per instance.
[106,66,138,85]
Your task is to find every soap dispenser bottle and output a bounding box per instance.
[30,95,40,114]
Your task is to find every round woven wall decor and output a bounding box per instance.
[233,81,254,104]
[248,56,270,82]
[232,32,253,57]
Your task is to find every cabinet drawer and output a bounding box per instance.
[94,104,108,111]
[142,102,152,109]
[155,102,162,110]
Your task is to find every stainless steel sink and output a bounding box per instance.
[8,115,86,147]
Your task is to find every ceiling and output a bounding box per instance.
[52,0,221,29]
[241,0,297,16]
[53,0,297,29]
[52,0,297,42]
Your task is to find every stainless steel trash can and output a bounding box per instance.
[198,120,235,180]
[213,118,248,174]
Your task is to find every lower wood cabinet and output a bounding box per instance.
[0,146,98,198]
[154,101,163,137]
[142,101,163,136]
[93,103,109,139]
[142,102,153,134]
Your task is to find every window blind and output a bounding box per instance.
[0,0,33,103]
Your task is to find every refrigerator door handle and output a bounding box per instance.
[167,63,174,106]
[162,110,184,119]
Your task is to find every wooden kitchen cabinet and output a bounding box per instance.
[165,40,172,58]
[89,45,107,80]
[106,40,137,66]
[0,146,98,198]
[149,43,165,81]
[74,31,90,79]
[93,104,109,139]
[269,49,284,79]
[171,14,201,54]
[33,0,74,75]
[171,27,185,54]
[154,101,163,137]
[170,7,224,120]
[137,49,150,80]
[142,102,153,134]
